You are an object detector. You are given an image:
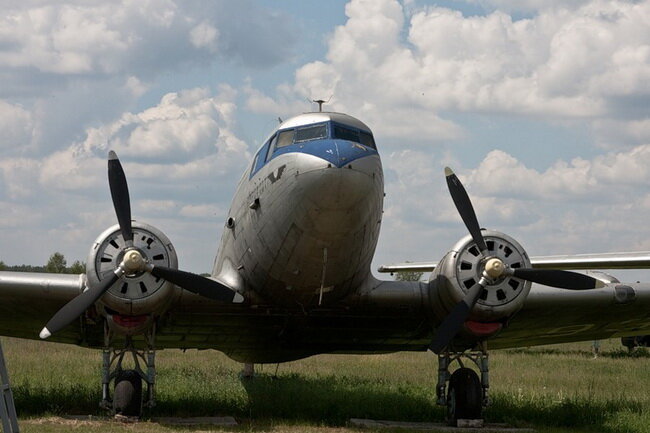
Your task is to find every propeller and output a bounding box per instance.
[429,278,486,354]
[108,151,133,245]
[445,167,487,255]
[40,151,244,339]
[430,167,604,354]
[148,266,243,303]
[39,272,121,339]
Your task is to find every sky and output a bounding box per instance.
[0,0,649,281]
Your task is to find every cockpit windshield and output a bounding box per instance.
[333,125,358,142]
[333,124,376,149]
[275,123,328,150]
[250,119,377,178]
[276,130,294,148]
[295,124,327,143]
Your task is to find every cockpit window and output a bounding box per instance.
[333,126,359,142]
[251,152,261,173]
[360,131,376,149]
[276,130,294,149]
[334,124,376,150]
[250,138,272,177]
[265,134,277,161]
[261,121,375,168]
[294,124,327,143]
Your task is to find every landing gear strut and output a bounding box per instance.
[436,343,489,426]
[100,323,157,418]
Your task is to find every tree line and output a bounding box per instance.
[0,252,86,274]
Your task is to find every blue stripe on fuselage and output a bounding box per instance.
[270,138,378,167]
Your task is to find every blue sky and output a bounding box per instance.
[0,0,649,282]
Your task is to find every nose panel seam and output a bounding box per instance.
[334,141,340,166]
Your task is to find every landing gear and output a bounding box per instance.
[100,323,157,418]
[436,344,489,426]
[447,368,482,422]
[622,335,650,352]
[113,370,143,416]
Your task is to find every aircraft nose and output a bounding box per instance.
[294,153,382,234]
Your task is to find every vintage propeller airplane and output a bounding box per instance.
[1,109,650,423]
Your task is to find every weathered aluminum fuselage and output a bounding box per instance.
[212,113,384,306]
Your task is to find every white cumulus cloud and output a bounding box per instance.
[0,87,251,269]
[247,0,649,145]
[0,101,34,151]
[0,1,295,80]
[77,88,237,163]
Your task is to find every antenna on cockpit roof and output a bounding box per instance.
[313,99,326,112]
[310,96,332,112]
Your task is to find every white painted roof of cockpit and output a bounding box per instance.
[278,112,372,133]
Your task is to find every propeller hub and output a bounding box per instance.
[484,257,505,279]
[123,249,145,273]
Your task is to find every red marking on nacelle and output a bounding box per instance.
[112,314,148,328]
[464,321,502,337]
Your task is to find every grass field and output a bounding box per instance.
[3,337,650,433]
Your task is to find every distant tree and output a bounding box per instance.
[68,260,86,274]
[45,252,67,273]
[9,264,46,272]
[0,255,85,273]
[394,271,424,282]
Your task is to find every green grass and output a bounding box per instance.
[3,338,650,432]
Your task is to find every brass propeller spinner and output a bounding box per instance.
[484,257,506,280]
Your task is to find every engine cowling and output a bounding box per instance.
[86,221,179,333]
[429,230,532,328]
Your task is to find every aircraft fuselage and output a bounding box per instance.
[213,113,384,306]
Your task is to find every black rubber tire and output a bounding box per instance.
[622,337,636,351]
[447,367,482,425]
[639,336,650,347]
[113,370,143,417]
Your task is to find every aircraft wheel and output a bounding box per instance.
[113,370,143,417]
[621,336,636,352]
[446,367,482,425]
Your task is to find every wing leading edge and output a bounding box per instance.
[378,251,650,274]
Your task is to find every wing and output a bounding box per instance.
[0,271,84,343]
[379,250,650,351]
[378,251,650,273]
[489,280,650,349]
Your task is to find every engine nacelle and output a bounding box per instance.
[429,230,532,326]
[86,221,179,332]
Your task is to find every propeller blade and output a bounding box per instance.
[445,167,488,255]
[40,272,121,339]
[430,282,484,354]
[149,266,244,303]
[512,268,605,290]
[108,151,133,245]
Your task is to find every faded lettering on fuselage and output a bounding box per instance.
[247,162,287,203]
[267,164,286,184]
